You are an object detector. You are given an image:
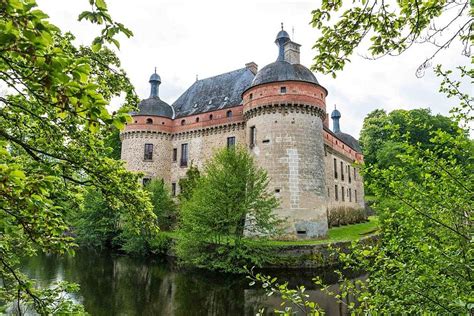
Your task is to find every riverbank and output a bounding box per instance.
[158,217,379,269]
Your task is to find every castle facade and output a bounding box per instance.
[120,27,365,238]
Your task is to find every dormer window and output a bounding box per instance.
[146,118,153,124]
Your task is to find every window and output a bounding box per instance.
[142,177,151,186]
[335,185,338,201]
[144,143,153,160]
[196,117,200,123]
[146,118,153,124]
[354,168,357,181]
[180,143,188,167]
[227,136,236,149]
[209,114,213,120]
[249,93,253,100]
[341,186,345,201]
[250,126,256,148]
[349,188,352,202]
[181,119,185,125]
[348,165,352,183]
[172,148,177,162]
[280,86,287,94]
[341,162,344,181]
[171,183,177,196]
[226,110,232,118]
[333,158,338,179]
[327,187,330,197]
[355,190,358,202]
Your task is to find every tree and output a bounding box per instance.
[0,0,157,313]
[178,162,200,203]
[146,179,177,230]
[72,189,121,249]
[250,1,473,314]
[176,147,279,272]
[359,108,464,191]
[311,0,472,77]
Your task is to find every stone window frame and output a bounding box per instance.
[227,136,236,149]
[142,177,151,186]
[349,188,352,202]
[335,184,338,201]
[341,186,345,202]
[333,158,338,179]
[340,161,344,181]
[172,148,177,162]
[144,143,153,161]
[180,143,189,167]
[171,183,177,196]
[249,126,256,148]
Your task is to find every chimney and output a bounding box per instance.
[284,41,301,64]
[245,62,258,75]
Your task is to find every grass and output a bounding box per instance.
[159,216,379,247]
[264,216,379,246]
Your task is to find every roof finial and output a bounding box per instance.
[195,74,198,81]
[154,66,157,74]
[334,104,337,110]
[281,22,284,30]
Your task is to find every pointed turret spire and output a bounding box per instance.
[331,105,341,133]
[275,23,290,61]
[149,68,161,98]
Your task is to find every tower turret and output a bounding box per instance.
[275,23,290,61]
[331,105,341,133]
[242,26,329,239]
[149,68,161,98]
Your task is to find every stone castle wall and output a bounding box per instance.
[324,147,365,210]
[120,82,365,239]
[121,131,172,183]
[170,123,246,194]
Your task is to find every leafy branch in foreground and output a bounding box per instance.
[1,0,156,313]
[311,0,473,77]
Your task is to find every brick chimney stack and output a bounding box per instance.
[245,62,258,75]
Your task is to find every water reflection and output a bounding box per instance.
[21,250,364,315]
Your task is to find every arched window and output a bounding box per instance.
[181,119,185,126]
[226,110,232,118]
[196,117,200,123]
[209,114,213,120]
[146,118,153,124]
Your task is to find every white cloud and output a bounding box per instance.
[36,0,471,138]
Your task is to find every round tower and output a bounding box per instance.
[242,26,329,238]
[120,70,174,184]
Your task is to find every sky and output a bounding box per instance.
[36,0,471,138]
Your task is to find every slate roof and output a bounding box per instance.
[172,67,255,118]
[251,61,319,88]
[335,132,362,153]
[132,97,175,118]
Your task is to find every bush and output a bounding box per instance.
[176,147,280,272]
[328,207,367,227]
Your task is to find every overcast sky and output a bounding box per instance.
[36,0,471,138]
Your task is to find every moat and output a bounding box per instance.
[20,250,363,315]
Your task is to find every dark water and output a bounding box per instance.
[20,250,363,315]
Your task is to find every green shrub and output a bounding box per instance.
[328,207,367,227]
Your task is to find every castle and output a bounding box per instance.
[120,27,365,238]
